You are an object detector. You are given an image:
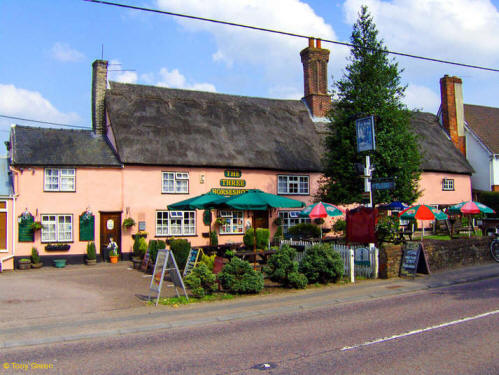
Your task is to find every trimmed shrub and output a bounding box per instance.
[184,263,217,298]
[157,240,166,249]
[86,242,96,260]
[170,239,191,271]
[218,257,264,294]
[200,254,215,271]
[210,231,218,246]
[243,228,270,249]
[31,247,41,264]
[287,223,321,239]
[148,240,158,264]
[133,236,148,259]
[332,219,346,233]
[299,243,344,284]
[263,244,307,289]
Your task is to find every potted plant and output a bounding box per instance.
[85,242,97,266]
[18,258,31,270]
[30,221,43,232]
[53,259,67,268]
[109,247,119,263]
[122,217,136,230]
[31,247,43,269]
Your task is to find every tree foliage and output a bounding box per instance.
[320,6,422,205]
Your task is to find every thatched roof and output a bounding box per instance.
[106,82,324,172]
[411,112,473,174]
[464,104,499,154]
[10,125,121,167]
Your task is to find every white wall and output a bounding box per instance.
[466,130,491,191]
[492,156,499,187]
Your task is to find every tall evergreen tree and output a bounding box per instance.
[319,6,422,205]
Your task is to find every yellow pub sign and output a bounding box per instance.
[220,179,246,187]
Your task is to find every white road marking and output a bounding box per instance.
[341,309,499,351]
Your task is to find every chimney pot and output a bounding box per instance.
[308,38,314,48]
[316,39,321,48]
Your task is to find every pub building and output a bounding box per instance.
[3,39,472,268]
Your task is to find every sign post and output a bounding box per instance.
[148,249,189,306]
[356,116,377,268]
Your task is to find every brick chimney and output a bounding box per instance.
[92,60,108,135]
[440,75,466,155]
[300,38,331,119]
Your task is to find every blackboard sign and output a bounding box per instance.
[18,214,34,242]
[79,213,95,241]
[400,241,430,277]
[140,250,150,272]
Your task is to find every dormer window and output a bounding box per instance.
[162,172,189,194]
[44,168,75,192]
[442,178,455,191]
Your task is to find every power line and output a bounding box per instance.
[84,0,499,73]
[0,114,90,130]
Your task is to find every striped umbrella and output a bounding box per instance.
[399,204,448,239]
[447,201,495,215]
[299,201,345,219]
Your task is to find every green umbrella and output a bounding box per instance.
[224,189,305,211]
[399,204,448,239]
[167,192,229,210]
[447,201,495,215]
[224,190,305,269]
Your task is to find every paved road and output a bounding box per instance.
[2,277,497,375]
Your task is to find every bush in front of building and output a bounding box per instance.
[184,263,217,298]
[287,223,321,239]
[263,244,307,289]
[170,239,191,271]
[133,236,148,259]
[218,257,264,294]
[243,228,270,249]
[299,243,344,284]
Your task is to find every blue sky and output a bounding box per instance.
[1,0,498,144]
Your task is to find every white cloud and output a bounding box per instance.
[0,84,80,124]
[404,84,440,113]
[343,0,499,66]
[108,60,138,84]
[156,68,216,92]
[156,0,339,98]
[51,42,85,62]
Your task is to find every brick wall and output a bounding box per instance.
[379,237,492,278]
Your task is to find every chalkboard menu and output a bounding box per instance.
[79,213,95,241]
[400,241,430,277]
[18,214,34,242]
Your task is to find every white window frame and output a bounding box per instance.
[162,172,189,194]
[41,214,73,243]
[44,168,75,192]
[278,211,311,234]
[218,210,244,234]
[156,210,195,236]
[442,178,455,191]
[277,175,309,195]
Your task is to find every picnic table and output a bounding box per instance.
[234,249,277,264]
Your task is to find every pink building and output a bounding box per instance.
[2,40,472,270]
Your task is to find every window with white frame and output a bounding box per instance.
[442,178,454,191]
[277,175,309,195]
[44,168,75,192]
[278,211,311,234]
[162,172,189,193]
[156,211,195,236]
[41,214,72,242]
[218,210,244,234]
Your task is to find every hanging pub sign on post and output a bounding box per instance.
[355,116,376,152]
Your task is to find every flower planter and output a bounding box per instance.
[109,255,119,264]
[18,260,31,270]
[85,259,97,266]
[53,259,67,268]
[45,244,71,251]
[31,262,43,269]
[131,257,142,269]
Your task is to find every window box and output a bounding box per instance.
[45,244,71,251]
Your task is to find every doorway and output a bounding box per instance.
[100,212,122,261]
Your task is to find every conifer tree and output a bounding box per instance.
[320,6,421,205]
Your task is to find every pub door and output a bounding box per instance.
[100,212,122,261]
